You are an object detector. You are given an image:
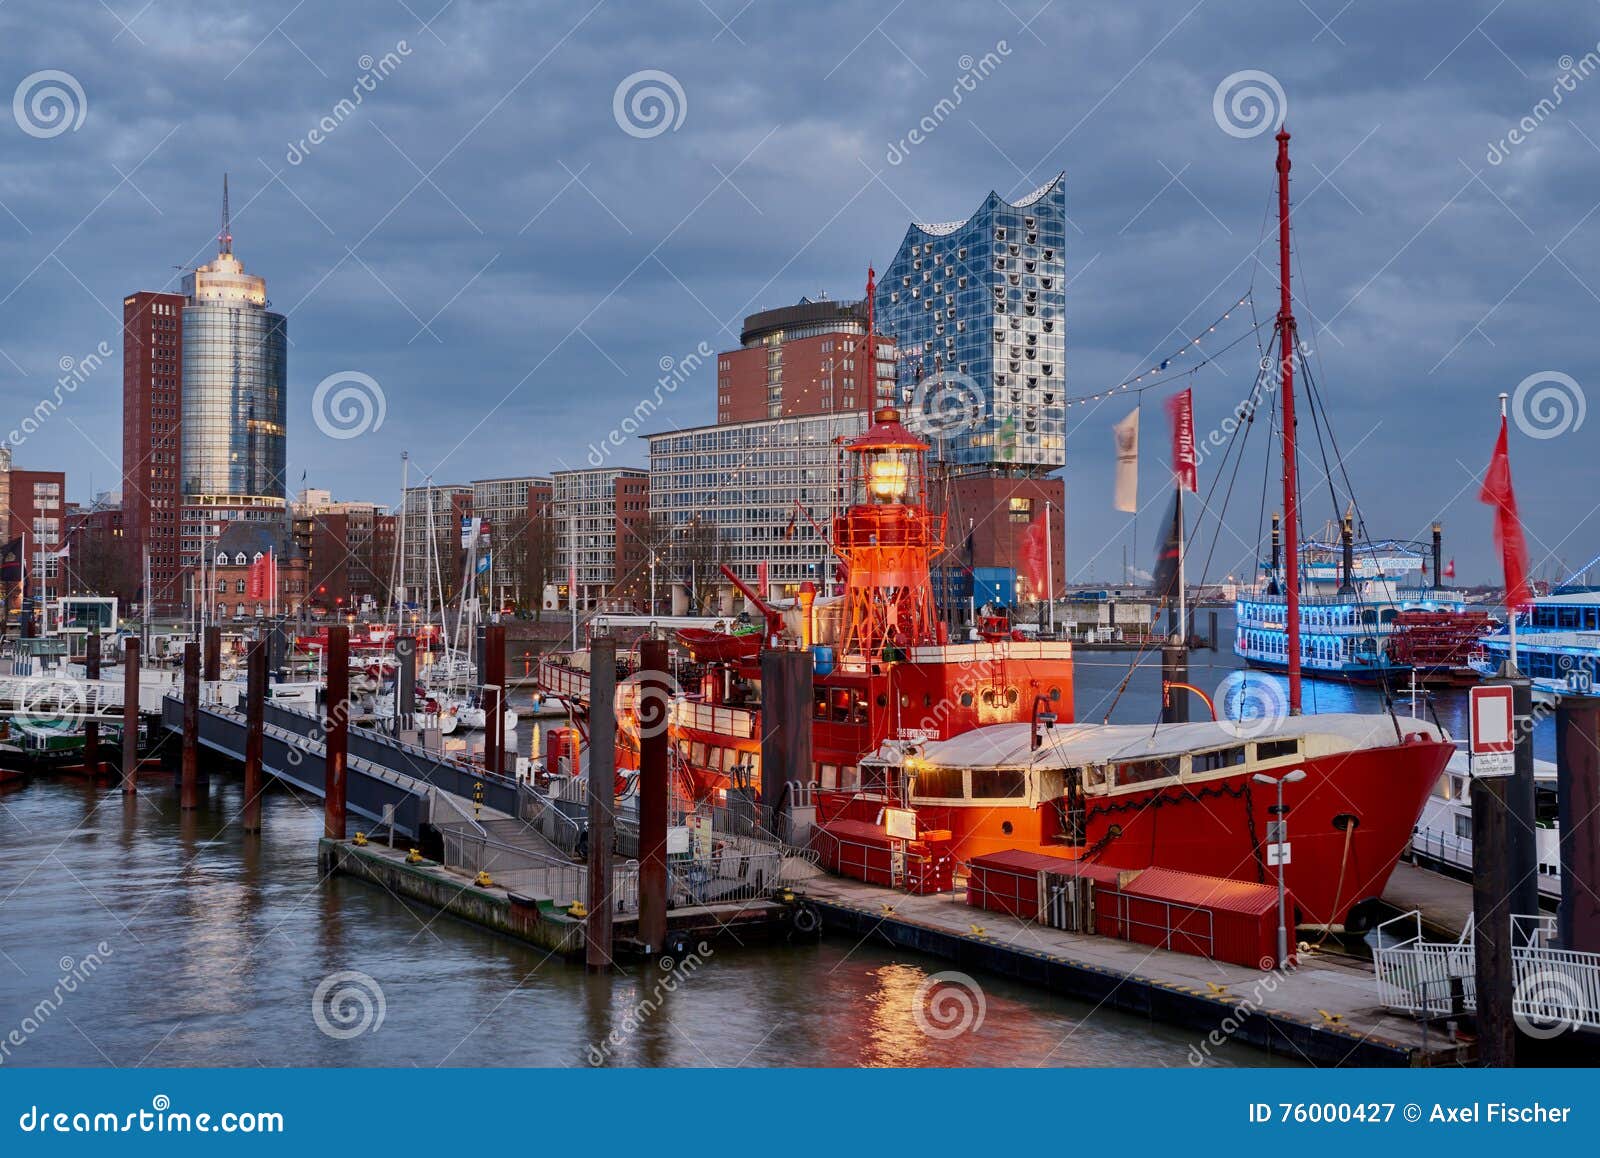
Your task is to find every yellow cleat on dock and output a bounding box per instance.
[474,870,494,888]
[567,901,588,918]
[880,903,897,916]
[969,924,986,937]
[406,848,423,864]
[352,832,367,846]
[1206,982,1230,998]
[1317,1009,1345,1026]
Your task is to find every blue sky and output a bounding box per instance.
[2,0,1598,585]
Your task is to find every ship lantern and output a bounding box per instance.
[833,407,946,658]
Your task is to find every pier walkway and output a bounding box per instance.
[158,696,558,850]
[803,875,1468,1066]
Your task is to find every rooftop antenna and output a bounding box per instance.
[219,173,232,256]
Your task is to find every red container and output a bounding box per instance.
[812,820,955,895]
[966,850,1124,921]
[1096,866,1291,969]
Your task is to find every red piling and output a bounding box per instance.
[181,641,200,810]
[637,637,670,953]
[324,625,349,840]
[484,624,506,775]
[120,637,140,794]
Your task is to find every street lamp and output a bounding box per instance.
[1252,767,1306,968]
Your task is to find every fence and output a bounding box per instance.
[434,820,784,913]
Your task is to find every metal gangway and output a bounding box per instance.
[1373,911,1600,1034]
[0,670,176,724]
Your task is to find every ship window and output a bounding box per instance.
[912,767,965,799]
[959,691,974,707]
[1194,746,1246,772]
[1255,738,1299,762]
[1117,758,1181,786]
[814,690,829,719]
[819,763,838,789]
[1455,814,1472,840]
[970,769,1026,799]
[1049,686,1061,701]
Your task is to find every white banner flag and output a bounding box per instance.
[1113,407,1139,512]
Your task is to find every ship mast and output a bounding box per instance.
[1275,128,1302,714]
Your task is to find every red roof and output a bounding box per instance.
[1118,866,1281,916]
[848,407,929,452]
[968,849,1127,885]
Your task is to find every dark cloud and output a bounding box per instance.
[2,0,1598,583]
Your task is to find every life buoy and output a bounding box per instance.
[791,904,821,937]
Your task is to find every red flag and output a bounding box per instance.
[1020,515,1048,597]
[1478,417,1529,609]
[248,553,276,600]
[1444,558,1456,581]
[1166,388,1197,492]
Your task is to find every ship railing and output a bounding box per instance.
[1372,910,1479,1017]
[1410,825,1471,870]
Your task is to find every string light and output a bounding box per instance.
[1064,291,1254,409]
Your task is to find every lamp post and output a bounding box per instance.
[1252,767,1306,967]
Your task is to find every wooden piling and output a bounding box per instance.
[203,624,221,683]
[324,625,349,840]
[1161,643,1189,724]
[120,636,140,794]
[82,629,101,777]
[1555,697,1600,953]
[1471,670,1534,1067]
[585,635,617,972]
[181,641,200,810]
[637,637,669,953]
[393,635,416,737]
[485,624,506,775]
[243,640,266,833]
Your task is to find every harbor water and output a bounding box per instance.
[2,616,1517,1070]
[0,773,1289,1067]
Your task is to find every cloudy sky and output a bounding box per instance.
[2,0,1597,585]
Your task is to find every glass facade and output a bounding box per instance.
[180,303,287,500]
[552,468,645,594]
[648,412,868,594]
[875,174,1067,472]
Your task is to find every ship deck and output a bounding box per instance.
[802,874,1472,1067]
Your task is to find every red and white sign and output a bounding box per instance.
[1469,684,1515,777]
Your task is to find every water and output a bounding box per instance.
[5,627,1486,1071]
[1072,608,1557,760]
[0,776,1288,1068]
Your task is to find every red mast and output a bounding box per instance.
[1276,128,1301,714]
[864,266,877,405]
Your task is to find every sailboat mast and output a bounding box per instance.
[1276,127,1302,715]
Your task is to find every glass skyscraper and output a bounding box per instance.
[180,233,287,501]
[875,174,1066,473]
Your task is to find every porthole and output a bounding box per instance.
[1049,686,1061,701]
[876,694,888,707]
[1001,820,1014,835]
[960,691,974,707]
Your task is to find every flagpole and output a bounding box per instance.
[1501,391,1518,672]
[1044,500,1054,636]
[1176,486,1186,645]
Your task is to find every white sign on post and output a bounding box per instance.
[1266,842,1291,867]
[1469,685,1516,779]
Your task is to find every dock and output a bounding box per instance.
[801,875,1471,1067]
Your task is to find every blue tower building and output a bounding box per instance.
[874,175,1067,474]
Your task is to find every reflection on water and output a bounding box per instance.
[0,776,1293,1068]
[1073,608,1555,760]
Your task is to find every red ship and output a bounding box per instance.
[538,129,1452,933]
